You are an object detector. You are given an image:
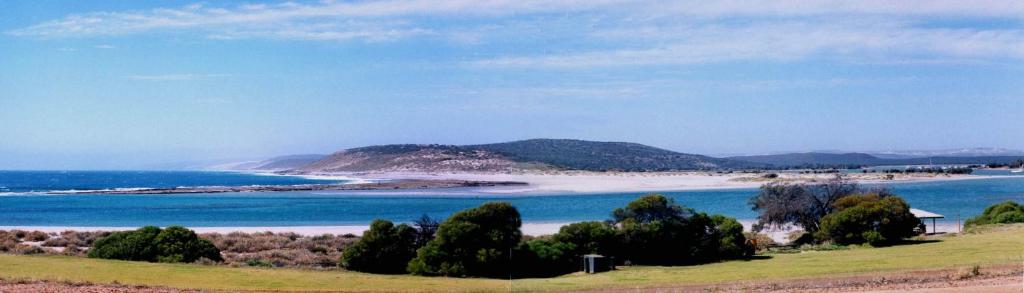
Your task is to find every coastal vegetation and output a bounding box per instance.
[88,226,221,263]
[816,194,920,245]
[749,176,919,245]
[408,202,522,277]
[0,224,1022,292]
[965,201,1024,227]
[295,139,759,173]
[270,139,1024,174]
[346,195,751,278]
[340,220,419,274]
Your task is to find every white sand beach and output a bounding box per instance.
[308,171,995,194]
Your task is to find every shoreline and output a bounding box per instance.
[292,171,1010,194]
[48,179,528,195]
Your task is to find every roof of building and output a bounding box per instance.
[910,208,944,219]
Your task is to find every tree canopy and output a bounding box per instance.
[88,226,221,263]
[749,175,890,234]
[407,202,522,277]
[816,194,920,246]
[340,219,419,274]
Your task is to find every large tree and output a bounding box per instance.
[612,194,748,265]
[407,202,522,277]
[749,175,882,234]
[816,193,920,245]
[340,219,419,274]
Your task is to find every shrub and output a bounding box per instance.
[711,215,753,258]
[744,232,777,251]
[153,226,223,263]
[88,226,222,263]
[613,194,749,265]
[408,202,522,277]
[511,238,577,278]
[816,194,920,246]
[551,221,619,258]
[26,231,50,242]
[340,219,419,274]
[965,201,1024,227]
[202,231,354,268]
[749,175,874,234]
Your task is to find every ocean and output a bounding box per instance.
[0,171,1022,228]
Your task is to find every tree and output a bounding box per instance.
[88,226,221,263]
[407,202,522,277]
[710,215,753,258]
[511,238,577,278]
[965,201,1024,227]
[749,175,883,234]
[153,226,223,263]
[88,226,161,261]
[412,214,439,247]
[340,219,419,274]
[612,194,748,265]
[816,194,920,246]
[551,221,619,258]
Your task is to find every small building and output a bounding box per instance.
[581,254,614,274]
[910,208,944,234]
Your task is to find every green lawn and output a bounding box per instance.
[2,224,1023,292]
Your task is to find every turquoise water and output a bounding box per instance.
[0,171,345,193]
[0,171,1021,227]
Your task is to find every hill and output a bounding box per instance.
[297,144,555,173]
[727,152,888,168]
[210,154,326,171]
[296,139,761,173]
[472,139,750,171]
[870,148,1024,159]
[727,153,1024,169]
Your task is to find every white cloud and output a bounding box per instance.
[8,1,1024,66]
[471,22,1024,67]
[94,44,116,49]
[124,74,231,81]
[9,0,1024,39]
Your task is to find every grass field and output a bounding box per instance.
[1,224,1022,292]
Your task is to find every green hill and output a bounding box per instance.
[297,139,762,172]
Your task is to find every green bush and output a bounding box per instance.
[88,226,221,263]
[340,219,418,274]
[965,201,1024,227]
[551,221,619,257]
[613,194,750,265]
[407,202,522,277]
[511,238,577,278]
[816,194,920,246]
[711,215,753,258]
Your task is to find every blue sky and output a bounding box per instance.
[1,0,1023,169]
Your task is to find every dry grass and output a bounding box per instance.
[202,231,357,268]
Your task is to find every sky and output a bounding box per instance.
[1,0,1023,169]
